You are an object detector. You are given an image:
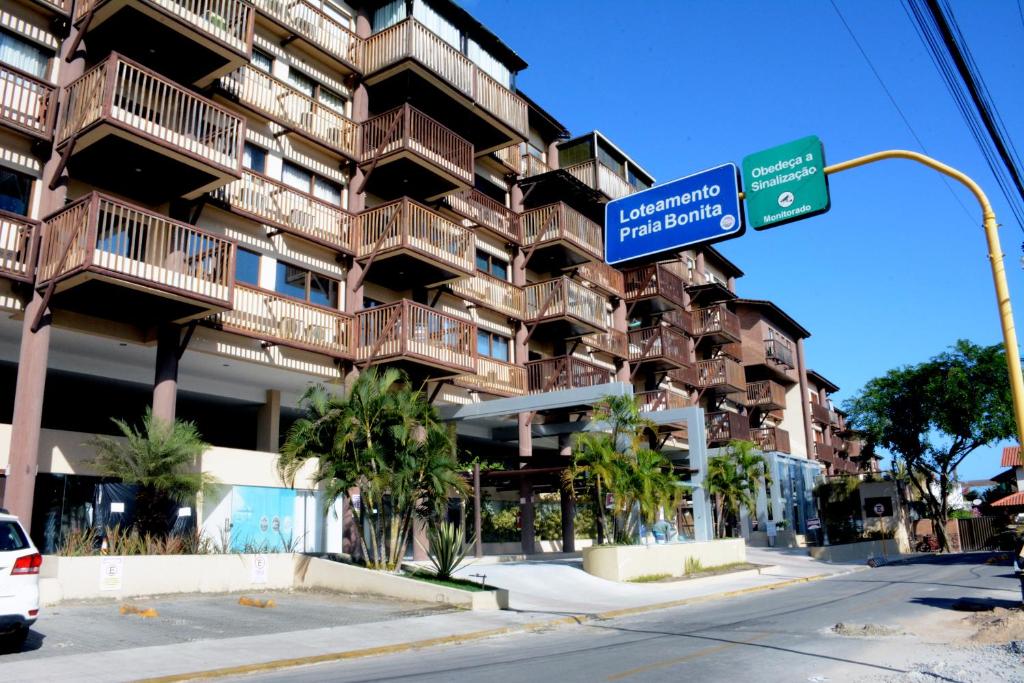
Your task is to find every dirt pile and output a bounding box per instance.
[832,622,905,637]
[968,607,1024,645]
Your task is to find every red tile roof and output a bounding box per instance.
[992,491,1024,507]
[1001,446,1022,468]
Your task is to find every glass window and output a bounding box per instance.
[243,143,267,174]
[318,87,347,115]
[476,329,490,357]
[309,272,338,307]
[0,521,28,552]
[286,67,315,96]
[475,249,509,280]
[275,260,340,307]
[475,251,489,273]
[275,262,308,301]
[476,330,511,361]
[363,297,383,308]
[282,161,312,193]
[372,0,407,32]
[0,166,32,216]
[491,335,509,362]
[0,30,50,79]
[490,259,508,280]
[236,247,260,286]
[313,176,342,207]
[322,0,352,27]
[251,48,273,74]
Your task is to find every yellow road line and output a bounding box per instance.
[606,634,771,681]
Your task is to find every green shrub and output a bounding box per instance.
[684,557,703,574]
[629,573,670,583]
[949,509,974,520]
[423,521,472,580]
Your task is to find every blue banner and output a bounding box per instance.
[230,486,296,552]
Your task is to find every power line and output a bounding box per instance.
[829,0,975,224]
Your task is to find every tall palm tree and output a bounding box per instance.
[611,448,683,542]
[705,451,756,538]
[564,430,618,544]
[90,408,211,537]
[279,367,466,570]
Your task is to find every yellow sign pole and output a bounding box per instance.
[806,150,1024,443]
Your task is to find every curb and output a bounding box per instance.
[137,568,865,682]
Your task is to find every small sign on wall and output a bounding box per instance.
[864,497,894,518]
[100,557,123,591]
[251,554,268,584]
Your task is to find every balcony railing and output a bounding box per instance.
[448,272,524,320]
[830,410,847,431]
[219,66,357,158]
[764,337,795,368]
[563,159,635,199]
[31,0,71,14]
[846,440,863,458]
[628,326,690,367]
[706,411,749,444]
[250,0,361,71]
[662,309,694,336]
[76,0,256,57]
[814,441,836,462]
[668,365,697,388]
[357,198,474,277]
[520,154,552,178]
[526,355,611,393]
[520,202,602,262]
[215,284,353,357]
[810,401,830,424]
[623,264,686,309]
[575,261,624,298]
[524,276,607,331]
[210,170,353,253]
[491,144,520,173]
[692,303,741,341]
[0,211,36,283]
[696,356,745,393]
[361,104,474,184]
[452,357,526,397]
[355,299,475,373]
[38,192,234,307]
[746,380,787,410]
[751,427,791,454]
[636,389,690,413]
[0,64,57,139]
[58,54,243,175]
[582,330,628,358]
[363,19,528,138]
[444,188,519,244]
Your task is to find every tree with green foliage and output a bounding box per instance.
[705,440,767,538]
[610,447,684,541]
[278,367,467,570]
[90,409,212,537]
[845,340,1016,552]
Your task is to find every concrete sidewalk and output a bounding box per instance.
[0,548,867,682]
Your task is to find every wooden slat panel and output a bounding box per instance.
[250,0,361,70]
[520,203,602,262]
[0,64,56,138]
[445,188,518,243]
[357,198,474,275]
[361,104,472,182]
[355,299,475,372]
[448,272,524,319]
[524,276,606,330]
[0,212,35,281]
[525,355,611,393]
[77,0,254,54]
[452,357,526,396]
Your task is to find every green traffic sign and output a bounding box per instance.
[742,135,830,230]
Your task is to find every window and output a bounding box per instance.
[236,247,260,286]
[476,330,510,362]
[243,143,267,174]
[475,249,508,280]
[251,48,273,74]
[322,0,352,27]
[286,67,316,96]
[0,166,32,216]
[282,161,343,207]
[313,176,342,207]
[363,297,383,309]
[0,521,28,552]
[275,261,339,307]
[318,87,347,115]
[0,30,50,79]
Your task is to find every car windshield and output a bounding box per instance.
[0,521,29,552]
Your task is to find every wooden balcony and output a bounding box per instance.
[37,192,234,323]
[74,0,254,86]
[814,441,836,463]
[361,104,473,199]
[628,326,690,371]
[695,356,745,395]
[830,410,847,431]
[0,211,37,284]
[563,159,635,200]
[572,261,624,299]
[581,330,628,359]
[357,198,474,287]
[217,66,358,159]
[520,202,602,268]
[355,299,475,377]
[448,272,524,320]
[525,276,607,338]
[706,411,749,445]
[57,54,244,202]
[491,144,521,174]
[209,170,353,253]
[692,303,741,344]
[637,388,691,434]
[451,357,526,397]
[662,308,694,336]
[623,264,686,315]
[28,0,71,15]
[251,0,361,74]
[746,380,787,411]
[212,284,353,358]
[443,188,519,245]
[526,355,611,394]
[751,427,791,454]
[521,154,552,179]
[810,401,830,424]
[363,19,528,152]
[0,64,57,140]
[668,365,698,388]
[764,337,795,369]
[846,440,863,458]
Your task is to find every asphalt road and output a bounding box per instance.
[231,554,1024,682]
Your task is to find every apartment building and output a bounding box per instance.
[806,370,872,475]
[0,0,871,554]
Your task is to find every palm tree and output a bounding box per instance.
[705,447,758,538]
[90,408,211,537]
[278,367,467,570]
[564,430,618,544]
[611,448,683,542]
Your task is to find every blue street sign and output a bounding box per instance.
[604,163,743,265]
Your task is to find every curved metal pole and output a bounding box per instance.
[822,150,1024,444]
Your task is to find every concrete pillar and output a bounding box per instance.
[796,338,815,462]
[152,324,180,423]
[613,298,629,382]
[256,389,281,452]
[686,406,713,542]
[546,140,560,170]
[473,463,482,558]
[519,474,535,555]
[558,433,575,552]
[412,516,428,561]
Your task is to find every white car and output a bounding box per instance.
[0,511,40,648]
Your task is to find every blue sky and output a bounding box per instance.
[463,0,1024,482]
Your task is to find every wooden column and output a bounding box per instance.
[152,324,180,423]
